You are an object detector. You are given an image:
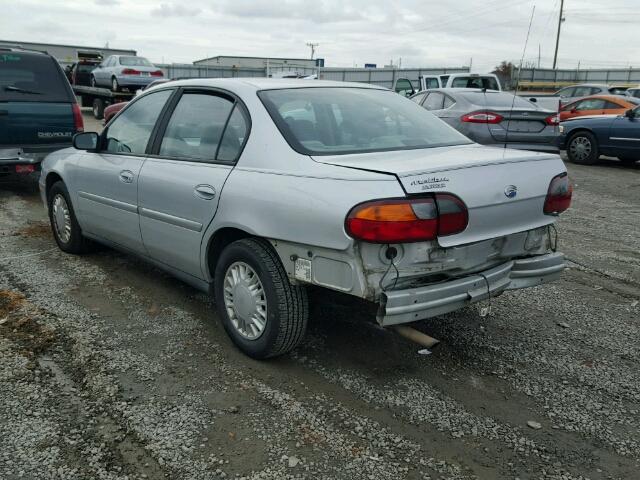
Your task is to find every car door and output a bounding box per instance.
[73,88,174,254]
[608,107,640,157]
[138,88,249,279]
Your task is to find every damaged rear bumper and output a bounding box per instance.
[378,252,565,326]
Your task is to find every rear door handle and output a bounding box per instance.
[194,184,216,200]
[119,170,134,183]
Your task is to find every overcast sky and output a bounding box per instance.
[2,0,638,71]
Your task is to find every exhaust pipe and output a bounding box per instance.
[392,325,440,351]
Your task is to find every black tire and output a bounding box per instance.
[214,238,308,359]
[92,98,104,120]
[47,181,93,254]
[566,131,599,165]
[618,156,638,166]
[111,77,119,92]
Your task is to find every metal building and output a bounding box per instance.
[0,39,136,67]
[194,55,317,70]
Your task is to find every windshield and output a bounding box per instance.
[460,92,536,108]
[259,87,471,155]
[0,52,71,102]
[119,56,153,67]
[451,76,500,90]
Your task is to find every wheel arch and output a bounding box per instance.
[204,227,255,281]
[45,171,64,199]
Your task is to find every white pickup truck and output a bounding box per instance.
[394,73,502,97]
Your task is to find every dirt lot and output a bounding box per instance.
[0,140,639,479]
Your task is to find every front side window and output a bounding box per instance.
[259,87,470,156]
[105,89,173,154]
[159,92,235,162]
[395,78,414,97]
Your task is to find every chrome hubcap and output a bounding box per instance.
[223,262,267,340]
[569,136,591,161]
[52,194,72,243]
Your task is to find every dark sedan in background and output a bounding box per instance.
[558,106,639,165]
[411,88,559,152]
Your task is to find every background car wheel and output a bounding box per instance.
[111,77,120,92]
[92,98,105,120]
[567,131,599,165]
[47,181,93,254]
[618,156,638,166]
[214,238,308,359]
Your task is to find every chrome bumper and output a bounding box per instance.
[378,252,565,326]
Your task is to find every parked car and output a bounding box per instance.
[411,88,559,152]
[65,59,100,86]
[626,87,640,99]
[558,105,639,165]
[0,47,83,183]
[103,79,174,124]
[395,73,501,97]
[41,79,570,358]
[524,83,623,111]
[559,95,640,121]
[90,55,163,92]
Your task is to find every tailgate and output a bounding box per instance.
[0,102,74,146]
[312,144,567,247]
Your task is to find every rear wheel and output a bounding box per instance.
[47,181,93,254]
[567,131,599,165]
[92,98,105,120]
[214,238,308,359]
[111,77,119,92]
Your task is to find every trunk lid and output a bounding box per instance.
[0,102,75,147]
[312,144,566,247]
[487,108,553,143]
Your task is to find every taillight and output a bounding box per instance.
[545,114,560,126]
[544,173,572,215]
[151,70,164,77]
[72,103,84,132]
[15,164,35,174]
[345,194,468,243]
[122,68,141,75]
[461,111,504,124]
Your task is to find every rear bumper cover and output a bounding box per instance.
[378,252,565,325]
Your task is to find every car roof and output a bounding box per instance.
[566,94,639,104]
[166,78,387,91]
[0,47,49,57]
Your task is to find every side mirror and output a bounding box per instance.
[73,132,99,150]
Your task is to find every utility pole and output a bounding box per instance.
[552,0,564,69]
[306,42,319,60]
[538,44,541,69]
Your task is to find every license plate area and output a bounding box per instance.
[0,148,22,160]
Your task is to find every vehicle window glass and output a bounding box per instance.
[424,92,444,110]
[104,57,113,67]
[105,89,172,155]
[411,92,426,104]
[632,90,640,99]
[120,56,153,67]
[604,101,622,109]
[217,105,249,163]
[159,92,235,162]
[450,76,499,90]
[573,87,593,97]
[557,87,575,97]
[459,92,534,108]
[259,87,470,155]
[576,99,606,110]
[0,53,71,102]
[394,78,413,96]
[443,95,456,108]
[590,87,603,95]
[426,78,439,89]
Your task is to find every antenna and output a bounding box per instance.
[306,42,319,60]
[502,5,536,154]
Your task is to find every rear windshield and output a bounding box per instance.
[0,53,71,102]
[460,92,535,108]
[120,56,152,67]
[451,76,500,90]
[259,87,471,155]
[76,63,97,73]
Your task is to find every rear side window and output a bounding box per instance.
[0,53,71,102]
[576,99,606,110]
[105,89,173,155]
[217,106,249,163]
[424,92,444,110]
[159,92,236,162]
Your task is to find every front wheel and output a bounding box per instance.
[111,77,119,92]
[567,131,599,165]
[214,238,308,359]
[47,181,93,254]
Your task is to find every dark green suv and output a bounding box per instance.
[0,48,83,183]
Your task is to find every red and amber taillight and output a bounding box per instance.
[544,173,572,215]
[72,103,84,132]
[345,194,468,243]
[460,111,504,124]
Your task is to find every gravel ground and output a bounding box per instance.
[0,143,638,479]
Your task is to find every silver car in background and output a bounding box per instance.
[40,79,571,359]
[411,88,560,152]
[90,55,164,92]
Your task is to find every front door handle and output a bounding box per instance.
[119,170,134,183]
[194,184,216,200]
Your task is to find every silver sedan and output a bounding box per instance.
[411,88,560,152]
[40,79,571,358]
